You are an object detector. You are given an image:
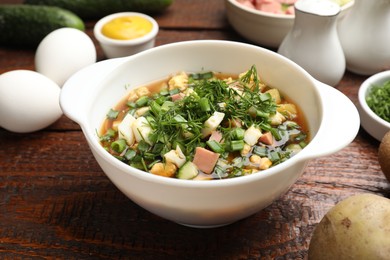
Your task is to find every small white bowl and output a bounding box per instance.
[94,12,159,59]
[358,70,390,142]
[225,0,354,48]
[60,40,359,228]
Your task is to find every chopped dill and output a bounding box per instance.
[99,65,309,180]
[366,80,390,122]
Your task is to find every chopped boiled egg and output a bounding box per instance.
[118,113,136,145]
[135,106,150,117]
[244,125,262,146]
[132,116,153,145]
[164,145,186,168]
[202,111,225,138]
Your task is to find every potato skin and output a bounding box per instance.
[308,193,390,260]
[378,131,390,183]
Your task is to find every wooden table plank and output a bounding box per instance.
[0,0,389,259]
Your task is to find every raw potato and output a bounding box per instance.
[378,130,390,183]
[308,193,390,260]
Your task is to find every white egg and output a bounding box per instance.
[0,70,63,133]
[35,28,97,87]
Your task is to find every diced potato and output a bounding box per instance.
[266,88,281,104]
[238,70,265,90]
[135,86,150,97]
[239,71,254,87]
[277,103,298,119]
[224,77,234,84]
[259,157,272,170]
[250,154,261,164]
[150,162,177,178]
[168,72,188,91]
[241,143,251,156]
[127,90,138,102]
[270,111,286,126]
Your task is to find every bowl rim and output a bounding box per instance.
[93,12,159,46]
[358,70,390,129]
[226,0,354,18]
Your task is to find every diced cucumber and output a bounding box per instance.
[285,143,302,155]
[177,161,199,180]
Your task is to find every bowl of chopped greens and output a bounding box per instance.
[358,70,390,142]
[60,40,359,228]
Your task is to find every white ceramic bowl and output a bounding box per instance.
[93,12,159,58]
[225,0,354,48]
[60,40,359,228]
[358,70,390,142]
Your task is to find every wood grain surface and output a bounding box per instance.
[1,0,389,259]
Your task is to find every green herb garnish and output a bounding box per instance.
[106,109,119,119]
[366,80,390,122]
[100,65,309,179]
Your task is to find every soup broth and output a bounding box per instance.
[100,65,310,180]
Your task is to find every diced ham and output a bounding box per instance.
[192,147,220,174]
[208,130,223,143]
[285,5,295,14]
[171,93,185,101]
[237,0,256,9]
[256,1,283,14]
[237,0,297,15]
[229,118,242,128]
[277,0,296,4]
[259,0,274,3]
[259,131,273,145]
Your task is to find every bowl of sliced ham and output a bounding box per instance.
[225,0,354,49]
[60,40,359,228]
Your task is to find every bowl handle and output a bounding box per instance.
[60,57,127,124]
[300,80,360,159]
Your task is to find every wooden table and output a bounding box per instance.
[1,0,389,259]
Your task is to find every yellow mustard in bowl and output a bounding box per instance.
[101,16,153,40]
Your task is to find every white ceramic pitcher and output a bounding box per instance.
[338,0,390,75]
[278,0,345,86]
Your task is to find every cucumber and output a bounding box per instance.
[0,5,85,47]
[24,0,174,19]
[285,143,302,156]
[177,161,199,180]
